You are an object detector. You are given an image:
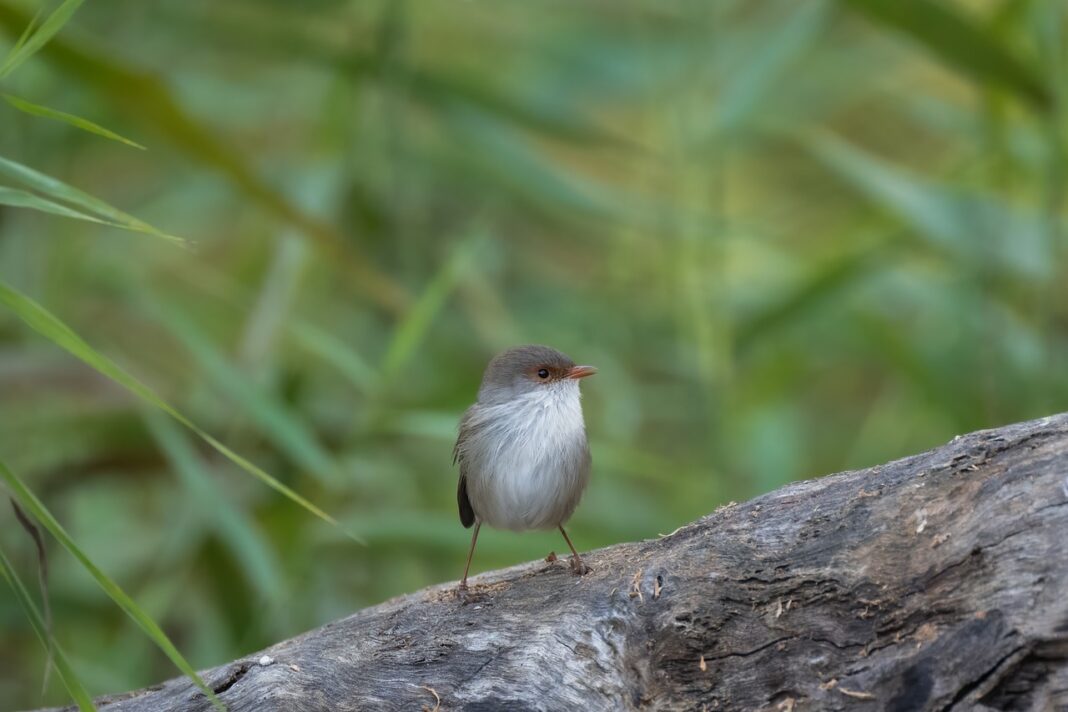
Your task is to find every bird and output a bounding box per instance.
[453,345,597,592]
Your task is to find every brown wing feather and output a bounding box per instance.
[454,408,476,528]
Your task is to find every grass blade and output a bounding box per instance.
[0,185,143,229]
[8,4,43,56]
[0,155,184,243]
[10,498,53,696]
[0,185,112,222]
[3,93,146,149]
[0,0,84,79]
[0,279,355,540]
[0,461,223,710]
[0,543,96,711]
[380,231,483,380]
[840,0,1051,109]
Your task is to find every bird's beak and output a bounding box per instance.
[566,365,597,380]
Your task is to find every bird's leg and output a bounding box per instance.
[458,522,481,593]
[558,526,589,575]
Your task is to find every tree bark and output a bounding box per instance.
[42,414,1068,711]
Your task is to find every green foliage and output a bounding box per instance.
[841,0,1051,108]
[0,545,95,711]
[1,460,222,710]
[0,280,345,530]
[0,155,184,242]
[0,0,81,79]
[3,93,145,149]
[0,0,1065,708]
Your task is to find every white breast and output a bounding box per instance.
[461,380,591,531]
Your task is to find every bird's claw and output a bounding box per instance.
[456,582,488,604]
[570,557,590,576]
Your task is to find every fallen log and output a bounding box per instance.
[40,413,1068,711]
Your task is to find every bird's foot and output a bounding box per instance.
[570,556,590,576]
[455,582,488,604]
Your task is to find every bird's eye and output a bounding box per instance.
[537,368,549,379]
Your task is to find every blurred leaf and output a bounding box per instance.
[158,5,619,146]
[6,4,42,57]
[147,297,338,485]
[237,234,308,372]
[0,279,354,539]
[0,459,223,711]
[381,231,483,380]
[852,312,979,429]
[440,104,644,226]
[708,0,831,138]
[0,0,83,79]
[145,411,284,601]
[840,0,1051,109]
[3,93,146,149]
[735,241,893,352]
[0,155,184,243]
[0,0,408,314]
[289,321,378,394]
[799,129,1051,277]
[0,543,96,711]
[409,69,621,146]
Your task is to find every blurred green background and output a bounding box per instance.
[1,0,1066,707]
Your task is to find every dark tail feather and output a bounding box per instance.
[457,476,475,528]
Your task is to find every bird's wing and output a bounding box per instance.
[457,475,475,529]
[455,407,477,528]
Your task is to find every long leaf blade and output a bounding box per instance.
[0,280,356,541]
[0,461,223,710]
[0,0,84,79]
[380,231,483,380]
[0,185,154,234]
[3,94,146,149]
[0,155,184,244]
[0,185,113,224]
[0,544,96,711]
[840,0,1051,109]
[8,5,43,56]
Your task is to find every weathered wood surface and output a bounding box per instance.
[41,414,1068,711]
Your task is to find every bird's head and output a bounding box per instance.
[477,345,596,405]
